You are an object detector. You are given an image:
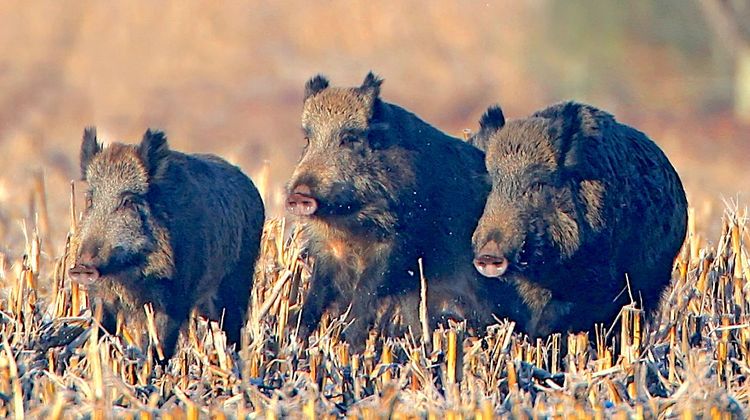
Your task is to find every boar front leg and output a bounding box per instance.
[298,262,339,343]
[342,263,396,351]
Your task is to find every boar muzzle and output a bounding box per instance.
[69,249,101,284]
[68,264,100,285]
[286,184,318,216]
[473,240,509,278]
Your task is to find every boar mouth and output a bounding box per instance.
[473,238,533,279]
[474,254,510,278]
[318,182,367,217]
[287,192,319,217]
[286,183,364,219]
[69,254,148,285]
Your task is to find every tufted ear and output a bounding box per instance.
[545,102,584,168]
[467,132,488,153]
[138,129,170,178]
[304,74,330,101]
[359,71,383,97]
[479,105,506,133]
[80,126,102,180]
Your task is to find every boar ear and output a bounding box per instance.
[80,126,102,180]
[546,102,585,168]
[479,105,505,133]
[359,71,383,97]
[366,100,393,149]
[304,74,329,101]
[468,133,488,153]
[139,129,170,178]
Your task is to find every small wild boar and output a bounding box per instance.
[286,72,525,347]
[471,102,688,337]
[68,128,264,360]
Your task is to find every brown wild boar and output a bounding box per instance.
[286,72,526,348]
[68,128,264,360]
[471,102,688,337]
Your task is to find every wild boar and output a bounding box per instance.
[69,128,265,359]
[471,102,687,337]
[286,73,525,348]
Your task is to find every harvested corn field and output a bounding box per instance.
[0,189,748,417]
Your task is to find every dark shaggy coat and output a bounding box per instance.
[286,73,525,347]
[471,101,688,336]
[70,128,265,359]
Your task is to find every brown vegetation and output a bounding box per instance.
[0,180,747,416]
[0,1,749,417]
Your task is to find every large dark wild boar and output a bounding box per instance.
[286,72,525,347]
[471,102,687,337]
[68,128,264,360]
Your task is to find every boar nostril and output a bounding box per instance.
[473,249,509,278]
[473,255,509,278]
[68,264,100,285]
[286,184,318,216]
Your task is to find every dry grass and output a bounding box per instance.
[0,185,748,418]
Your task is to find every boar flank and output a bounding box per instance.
[69,128,264,360]
[286,72,526,348]
[471,102,688,337]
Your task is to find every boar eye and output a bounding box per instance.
[304,136,310,147]
[84,192,93,210]
[340,133,361,146]
[119,195,139,212]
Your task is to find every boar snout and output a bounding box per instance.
[69,263,100,285]
[286,184,318,216]
[69,245,102,284]
[473,240,509,278]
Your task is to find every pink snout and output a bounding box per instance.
[68,264,100,285]
[473,240,509,278]
[286,184,318,216]
[69,249,100,284]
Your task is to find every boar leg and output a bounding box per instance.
[342,262,402,349]
[298,265,338,342]
[343,297,381,351]
[214,266,253,347]
[154,308,184,362]
[527,299,574,338]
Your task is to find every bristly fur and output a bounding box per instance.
[81,126,102,180]
[479,105,506,133]
[304,74,330,101]
[73,128,265,360]
[543,102,581,164]
[289,72,526,350]
[359,71,383,97]
[138,129,170,179]
[472,100,688,338]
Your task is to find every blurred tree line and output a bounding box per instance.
[538,0,749,122]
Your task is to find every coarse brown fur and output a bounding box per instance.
[288,73,526,348]
[471,102,688,337]
[72,128,265,360]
